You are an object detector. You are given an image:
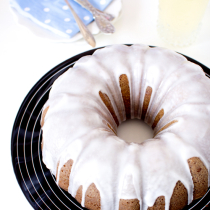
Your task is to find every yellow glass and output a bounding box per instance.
[158,0,209,46]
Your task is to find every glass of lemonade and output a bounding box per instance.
[158,0,209,47]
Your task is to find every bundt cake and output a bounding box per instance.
[41,44,210,210]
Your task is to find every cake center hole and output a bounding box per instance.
[117,119,154,144]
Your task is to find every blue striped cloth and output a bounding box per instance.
[10,0,112,38]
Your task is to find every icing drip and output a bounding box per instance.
[41,44,210,210]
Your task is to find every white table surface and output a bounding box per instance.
[1,0,210,209]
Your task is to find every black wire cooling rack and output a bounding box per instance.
[11,46,210,210]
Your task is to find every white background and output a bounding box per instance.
[1,0,210,209]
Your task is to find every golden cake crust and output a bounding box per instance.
[99,91,119,126]
[119,199,140,210]
[142,86,152,121]
[119,74,131,119]
[188,157,208,200]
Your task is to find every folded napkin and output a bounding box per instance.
[10,0,113,38]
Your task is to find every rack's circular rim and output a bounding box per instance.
[11,45,210,210]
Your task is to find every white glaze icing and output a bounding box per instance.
[41,44,210,210]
